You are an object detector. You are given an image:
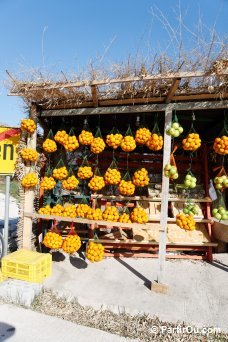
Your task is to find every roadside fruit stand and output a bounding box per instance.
[8,60,228,282]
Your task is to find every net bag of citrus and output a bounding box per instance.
[62,222,81,254]
[43,129,57,153]
[21,172,39,188]
[102,205,119,222]
[182,122,201,152]
[130,206,149,224]
[135,116,151,145]
[121,125,136,152]
[104,160,121,185]
[79,118,94,145]
[63,128,79,152]
[118,170,135,196]
[62,168,79,190]
[119,206,132,223]
[132,168,149,187]
[20,148,38,162]
[176,214,196,231]
[21,118,36,134]
[54,129,69,146]
[106,126,123,149]
[86,241,105,263]
[52,159,68,180]
[88,167,105,192]
[77,156,93,179]
[213,119,228,155]
[146,120,163,151]
[76,197,91,218]
[42,219,63,249]
[90,127,106,154]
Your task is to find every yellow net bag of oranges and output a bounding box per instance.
[42,220,63,249]
[86,241,104,262]
[20,148,38,162]
[21,119,36,134]
[176,214,196,231]
[62,223,81,254]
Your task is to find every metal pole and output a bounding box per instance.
[157,105,173,284]
[3,175,10,256]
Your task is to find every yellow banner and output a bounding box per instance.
[0,127,21,175]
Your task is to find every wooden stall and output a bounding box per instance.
[8,64,228,282]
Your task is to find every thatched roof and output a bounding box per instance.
[8,59,228,110]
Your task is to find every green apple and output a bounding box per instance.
[164,171,170,177]
[184,180,191,187]
[173,173,178,179]
[212,208,218,215]
[178,127,183,134]
[173,131,179,138]
[216,184,223,190]
[186,175,192,180]
[169,167,177,175]
[172,122,180,129]
[222,214,228,220]
[215,213,222,220]
[170,128,176,136]
[165,164,171,171]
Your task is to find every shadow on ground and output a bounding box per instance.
[70,256,88,269]
[0,322,15,341]
[114,257,151,290]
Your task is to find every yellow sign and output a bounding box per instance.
[0,126,21,175]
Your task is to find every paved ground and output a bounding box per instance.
[0,304,136,342]
[44,253,228,332]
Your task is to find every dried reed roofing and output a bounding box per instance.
[8,59,228,110]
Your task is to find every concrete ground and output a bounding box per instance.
[0,304,136,342]
[44,253,228,332]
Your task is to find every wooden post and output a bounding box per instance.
[152,105,173,292]
[22,104,37,250]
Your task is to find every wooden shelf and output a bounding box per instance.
[91,195,212,203]
[24,212,213,230]
[89,238,217,247]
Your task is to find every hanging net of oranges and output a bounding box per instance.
[106,126,123,149]
[52,160,68,180]
[38,205,51,215]
[76,203,91,218]
[64,131,79,152]
[135,127,151,145]
[130,207,149,224]
[62,175,79,190]
[20,148,38,162]
[54,130,69,145]
[21,173,38,188]
[79,130,94,145]
[121,125,136,152]
[21,118,36,134]
[62,223,81,254]
[43,220,63,249]
[86,241,105,262]
[132,168,149,187]
[86,207,103,220]
[40,176,56,191]
[176,214,196,231]
[102,206,119,222]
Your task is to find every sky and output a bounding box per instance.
[0,0,227,126]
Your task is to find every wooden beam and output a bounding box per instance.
[9,71,217,93]
[165,78,181,103]
[157,105,172,284]
[173,92,228,101]
[40,100,228,117]
[91,85,98,107]
[100,97,165,106]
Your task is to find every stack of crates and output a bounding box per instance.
[1,249,52,283]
